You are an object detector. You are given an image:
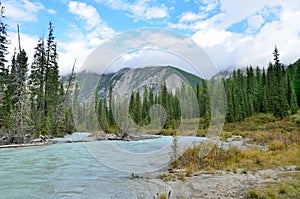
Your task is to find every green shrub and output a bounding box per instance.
[247,190,263,198]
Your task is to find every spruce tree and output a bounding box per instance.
[260,68,268,113]
[287,75,298,114]
[45,22,60,133]
[10,49,31,143]
[293,63,300,106]
[254,66,261,112]
[0,3,9,132]
[272,46,289,118]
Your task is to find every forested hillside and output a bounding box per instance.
[75,46,298,136]
[224,47,299,122]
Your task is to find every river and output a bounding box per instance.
[0,133,206,199]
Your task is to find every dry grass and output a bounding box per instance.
[246,172,300,199]
[172,112,300,174]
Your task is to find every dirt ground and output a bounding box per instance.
[167,167,298,199]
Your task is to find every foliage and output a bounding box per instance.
[224,47,298,123]
[0,3,75,144]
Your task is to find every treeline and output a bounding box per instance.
[0,4,75,144]
[87,80,211,134]
[224,47,299,122]
[89,47,299,135]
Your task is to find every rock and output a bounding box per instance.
[31,138,43,143]
[131,173,142,179]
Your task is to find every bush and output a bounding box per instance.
[247,190,263,198]
[268,140,285,151]
[156,129,177,136]
[291,114,300,126]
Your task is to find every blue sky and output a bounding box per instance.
[3,0,300,75]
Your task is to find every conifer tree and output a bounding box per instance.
[29,38,46,134]
[272,46,289,118]
[293,63,300,106]
[10,47,31,143]
[0,3,9,131]
[287,75,298,114]
[260,68,268,113]
[254,67,261,112]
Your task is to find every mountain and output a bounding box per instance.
[74,66,204,102]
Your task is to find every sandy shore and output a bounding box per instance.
[167,167,298,199]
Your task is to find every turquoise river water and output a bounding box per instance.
[0,133,206,199]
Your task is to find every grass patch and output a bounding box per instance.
[246,172,300,199]
[177,143,300,173]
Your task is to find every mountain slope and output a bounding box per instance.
[75,66,203,101]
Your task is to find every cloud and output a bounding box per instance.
[7,32,39,68]
[95,0,169,21]
[68,1,101,31]
[167,0,300,71]
[192,29,232,48]
[47,9,57,15]
[5,0,45,22]
[68,1,114,37]
[247,14,264,33]
[179,12,207,23]
[145,7,168,20]
[82,28,217,78]
[192,5,300,70]
[62,1,116,73]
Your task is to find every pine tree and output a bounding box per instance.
[254,66,261,112]
[246,66,254,116]
[10,48,31,143]
[44,22,60,133]
[134,90,142,124]
[0,2,8,78]
[287,75,298,114]
[260,68,268,113]
[0,3,9,132]
[29,38,46,134]
[272,46,289,118]
[107,84,115,127]
[129,91,135,122]
[72,82,80,128]
[293,63,300,106]
[199,80,210,128]
[142,86,150,125]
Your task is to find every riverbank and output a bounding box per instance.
[168,167,299,198]
[0,141,56,148]
[0,132,161,149]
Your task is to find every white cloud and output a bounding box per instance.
[7,31,39,68]
[192,4,300,71]
[47,9,57,15]
[145,7,168,20]
[95,0,169,21]
[168,0,300,71]
[179,12,206,23]
[59,1,116,74]
[247,14,264,33]
[58,40,94,74]
[192,29,232,48]
[68,1,114,37]
[68,1,101,31]
[5,0,45,22]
